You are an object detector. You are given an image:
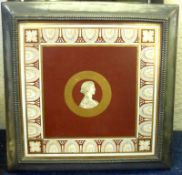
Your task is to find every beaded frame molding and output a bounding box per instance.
[2,1,178,171]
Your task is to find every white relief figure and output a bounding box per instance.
[79,81,99,109]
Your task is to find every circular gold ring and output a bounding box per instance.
[64,71,112,118]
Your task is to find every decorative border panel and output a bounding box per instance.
[19,23,161,157]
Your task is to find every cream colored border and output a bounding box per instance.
[19,23,161,158]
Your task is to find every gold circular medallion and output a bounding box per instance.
[64,71,112,118]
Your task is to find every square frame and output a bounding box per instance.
[2,1,178,171]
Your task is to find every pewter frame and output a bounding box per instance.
[2,1,178,171]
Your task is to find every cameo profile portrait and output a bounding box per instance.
[64,71,112,118]
[79,81,99,109]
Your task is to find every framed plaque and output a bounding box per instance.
[2,1,178,171]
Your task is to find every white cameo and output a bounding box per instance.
[79,81,99,109]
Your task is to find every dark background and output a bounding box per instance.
[43,46,137,138]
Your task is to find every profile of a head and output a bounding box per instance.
[79,80,99,109]
[80,81,96,96]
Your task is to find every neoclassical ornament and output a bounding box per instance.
[64,71,112,118]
